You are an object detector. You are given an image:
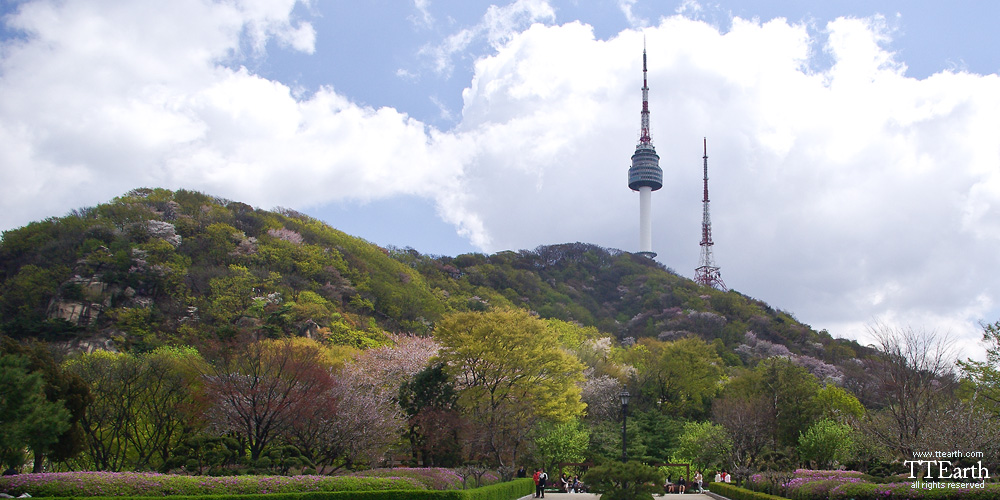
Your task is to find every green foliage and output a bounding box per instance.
[710,482,790,500]
[0,336,89,469]
[0,264,72,338]
[727,357,821,448]
[436,309,586,420]
[583,460,663,500]
[533,419,590,472]
[0,354,71,470]
[959,319,1000,417]
[674,420,732,473]
[630,336,724,418]
[813,385,864,421]
[630,410,680,463]
[434,309,585,464]
[0,189,863,371]
[399,364,464,467]
[0,189,879,474]
[586,419,646,463]
[64,347,205,471]
[464,478,534,500]
[797,419,853,469]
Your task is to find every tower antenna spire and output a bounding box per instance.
[694,138,726,290]
[628,41,663,258]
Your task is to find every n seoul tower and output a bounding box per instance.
[627,45,663,258]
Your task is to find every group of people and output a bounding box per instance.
[557,473,585,493]
[516,467,585,497]
[714,470,732,484]
[519,465,732,496]
[664,471,698,494]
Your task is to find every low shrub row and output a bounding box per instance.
[465,478,534,500]
[827,481,1000,500]
[346,469,500,491]
[0,474,532,500]
[710,482,791,500]
[9,479,533,500]
[0,473,423,497]
[743,469,1000,500]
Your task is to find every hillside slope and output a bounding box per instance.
[0,188,867,371]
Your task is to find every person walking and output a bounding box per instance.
[538,469,549,498]
[533,469,542,498]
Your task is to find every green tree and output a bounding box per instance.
[66,348,205,471]
[0,264,71,338]
[0,354,71,471]
[625,337,724,418]
[798,418,852,469]
[959,320,1000,416]
[534,418,590,472]
[727,358,821,447]
[64,350,138,471]
[207,265,259,324]
[399,362,464,467]
[434,309,586,465]
[0,337,89,471]
[588,419,646,463]
[814,384,864,421]
[584,461,663,500]
[674,420,732,473]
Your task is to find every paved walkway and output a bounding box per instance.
[519,493,716,500]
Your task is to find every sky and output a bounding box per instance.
[1,0,999,360]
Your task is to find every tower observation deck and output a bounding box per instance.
[628,47,663,258]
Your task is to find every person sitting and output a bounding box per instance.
[559,474,569,492]
[677,476,686,494]
[665,475,675,494]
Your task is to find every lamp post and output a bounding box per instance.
[620,386,630,463]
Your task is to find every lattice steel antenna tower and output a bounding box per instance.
[627,44,663,258]
[695,138,726,291]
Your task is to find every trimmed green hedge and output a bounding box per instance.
[33,479,535,500]
[710,482,791,500]
[465,478,534,500]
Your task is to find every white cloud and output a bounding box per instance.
[410,0,435,29]
[618,0,646,28]
[0,0,469,233]
[447,15,1000,356]
[1,0,999,358]
[418,0,555,77]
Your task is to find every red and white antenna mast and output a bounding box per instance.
[695,138,726,291]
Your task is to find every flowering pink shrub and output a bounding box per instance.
[0,472,422,497]
[267,228,304,245]
[747,469,1000,500]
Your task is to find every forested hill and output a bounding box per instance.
[0,188,868,370]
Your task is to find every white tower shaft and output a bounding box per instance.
[639,186,652,253]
